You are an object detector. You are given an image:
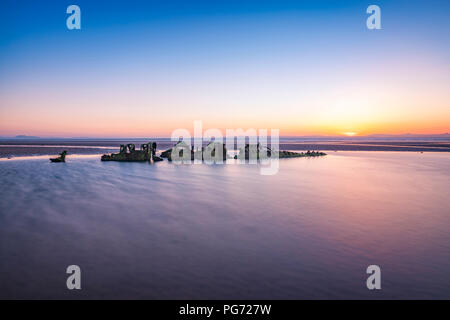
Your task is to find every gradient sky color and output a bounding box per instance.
[1,0,449,137]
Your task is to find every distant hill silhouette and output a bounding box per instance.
[14,135,41,139]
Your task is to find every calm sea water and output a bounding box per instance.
[0,152,449,299]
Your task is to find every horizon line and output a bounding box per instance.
[2,133,449,140]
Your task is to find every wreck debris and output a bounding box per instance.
[234,144,326,160]
[203,141,228,162]
[50,150,67,163]
[101,142,159,162]
[161,140,228,162]
[235,143,270,161]
[277,150,327,158]
[100,140,325,164]
[160,140,191,161]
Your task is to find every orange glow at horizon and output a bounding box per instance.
[1,113,449,138]
[1,56,449,138]
[1,0,450,139]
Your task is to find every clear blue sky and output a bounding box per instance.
[1,0,449,137]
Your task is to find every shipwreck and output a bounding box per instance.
[100,140,326,163]
[160,140,228,162]
[234,143,326,160]
[101,142,163,162]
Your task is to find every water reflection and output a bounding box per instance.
[0,152,449,299]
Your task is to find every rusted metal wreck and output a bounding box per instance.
[101,142,163,162]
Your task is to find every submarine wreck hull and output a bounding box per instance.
[233,145,327,160]
[101,152,150,162]
[101,142,158,162]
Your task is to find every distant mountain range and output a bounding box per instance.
[13,135,41,139]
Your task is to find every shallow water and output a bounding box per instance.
[0,152,449,299]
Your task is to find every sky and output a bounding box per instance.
[0,0,449,137]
